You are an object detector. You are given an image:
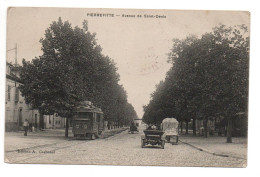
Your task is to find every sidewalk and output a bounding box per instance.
[4,127,128,152]
[179,134,247,159]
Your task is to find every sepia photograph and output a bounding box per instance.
[4,7,249,167]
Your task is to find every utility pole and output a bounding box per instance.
[7,44,18,87]
[14,43,17,87]
[15,43,17,66]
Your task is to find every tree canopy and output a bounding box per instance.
[19,18,137,135]
[143,24,249,141]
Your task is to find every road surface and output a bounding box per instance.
[5,127,246,167]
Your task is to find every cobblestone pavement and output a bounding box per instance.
[5,127,246,167]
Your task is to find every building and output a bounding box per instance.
[43,114,66,129]
[6,62,68,131]
[5,62,39,131]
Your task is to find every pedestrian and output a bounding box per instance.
[29,122,32,132]
[32,124,35,132]
[146,124,153,130]
[156,123,161,130]
[23,119,29,136]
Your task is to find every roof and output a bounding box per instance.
[162,118,178,122]
[74,106,103,113]
[74,101,103,114]
[6,73,22,84]
[6,62,22,83]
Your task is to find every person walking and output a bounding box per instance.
[23,119,29,136]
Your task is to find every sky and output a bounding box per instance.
[6,8,249,118]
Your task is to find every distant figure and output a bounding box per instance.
[156,123,161,130]
[23,119,29,136]
[146,124,153,130]
[32,124,35,132]
[29,122,33,132]
[151,125,156,129]
[200,126,204,136]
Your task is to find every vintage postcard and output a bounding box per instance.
[5,7,249,167]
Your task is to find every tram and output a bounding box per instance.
[72,101,104,140]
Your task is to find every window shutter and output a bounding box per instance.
[15,87,19,102]
[7,85,11,101]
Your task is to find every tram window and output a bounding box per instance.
[97,114,100,122]
[76,112,93,119]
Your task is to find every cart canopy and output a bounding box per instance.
[162,118,179,136]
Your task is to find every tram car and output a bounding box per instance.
[72,101,104,140]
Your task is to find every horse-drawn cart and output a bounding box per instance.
[141,130,165,149]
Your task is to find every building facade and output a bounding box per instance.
[5,62,68,131]
[43,114,66,129]
[5,63,39,131]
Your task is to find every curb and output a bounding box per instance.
[179,140,246,160]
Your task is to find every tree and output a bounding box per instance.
[19,18,138,137]
[168,24,249,141]
[143,24,249,142]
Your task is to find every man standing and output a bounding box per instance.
[23,119,29,136]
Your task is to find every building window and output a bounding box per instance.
[15,87,19,102]
[7,85,11,101]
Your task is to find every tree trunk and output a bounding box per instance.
[65,117,69,138]
[185,120,189,134]
[203,118,208,138]
[193,118,196,136]
[180,121,183,133]
[108,121,110,130]
[39,111,44,130]
[227,117,232,143]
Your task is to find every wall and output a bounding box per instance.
[43,114,65,129]
[5,77,39,131]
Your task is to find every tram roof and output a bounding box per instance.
[74,105,103,113]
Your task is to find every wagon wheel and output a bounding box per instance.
[161,140,165,149]
[176,136,179,144]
